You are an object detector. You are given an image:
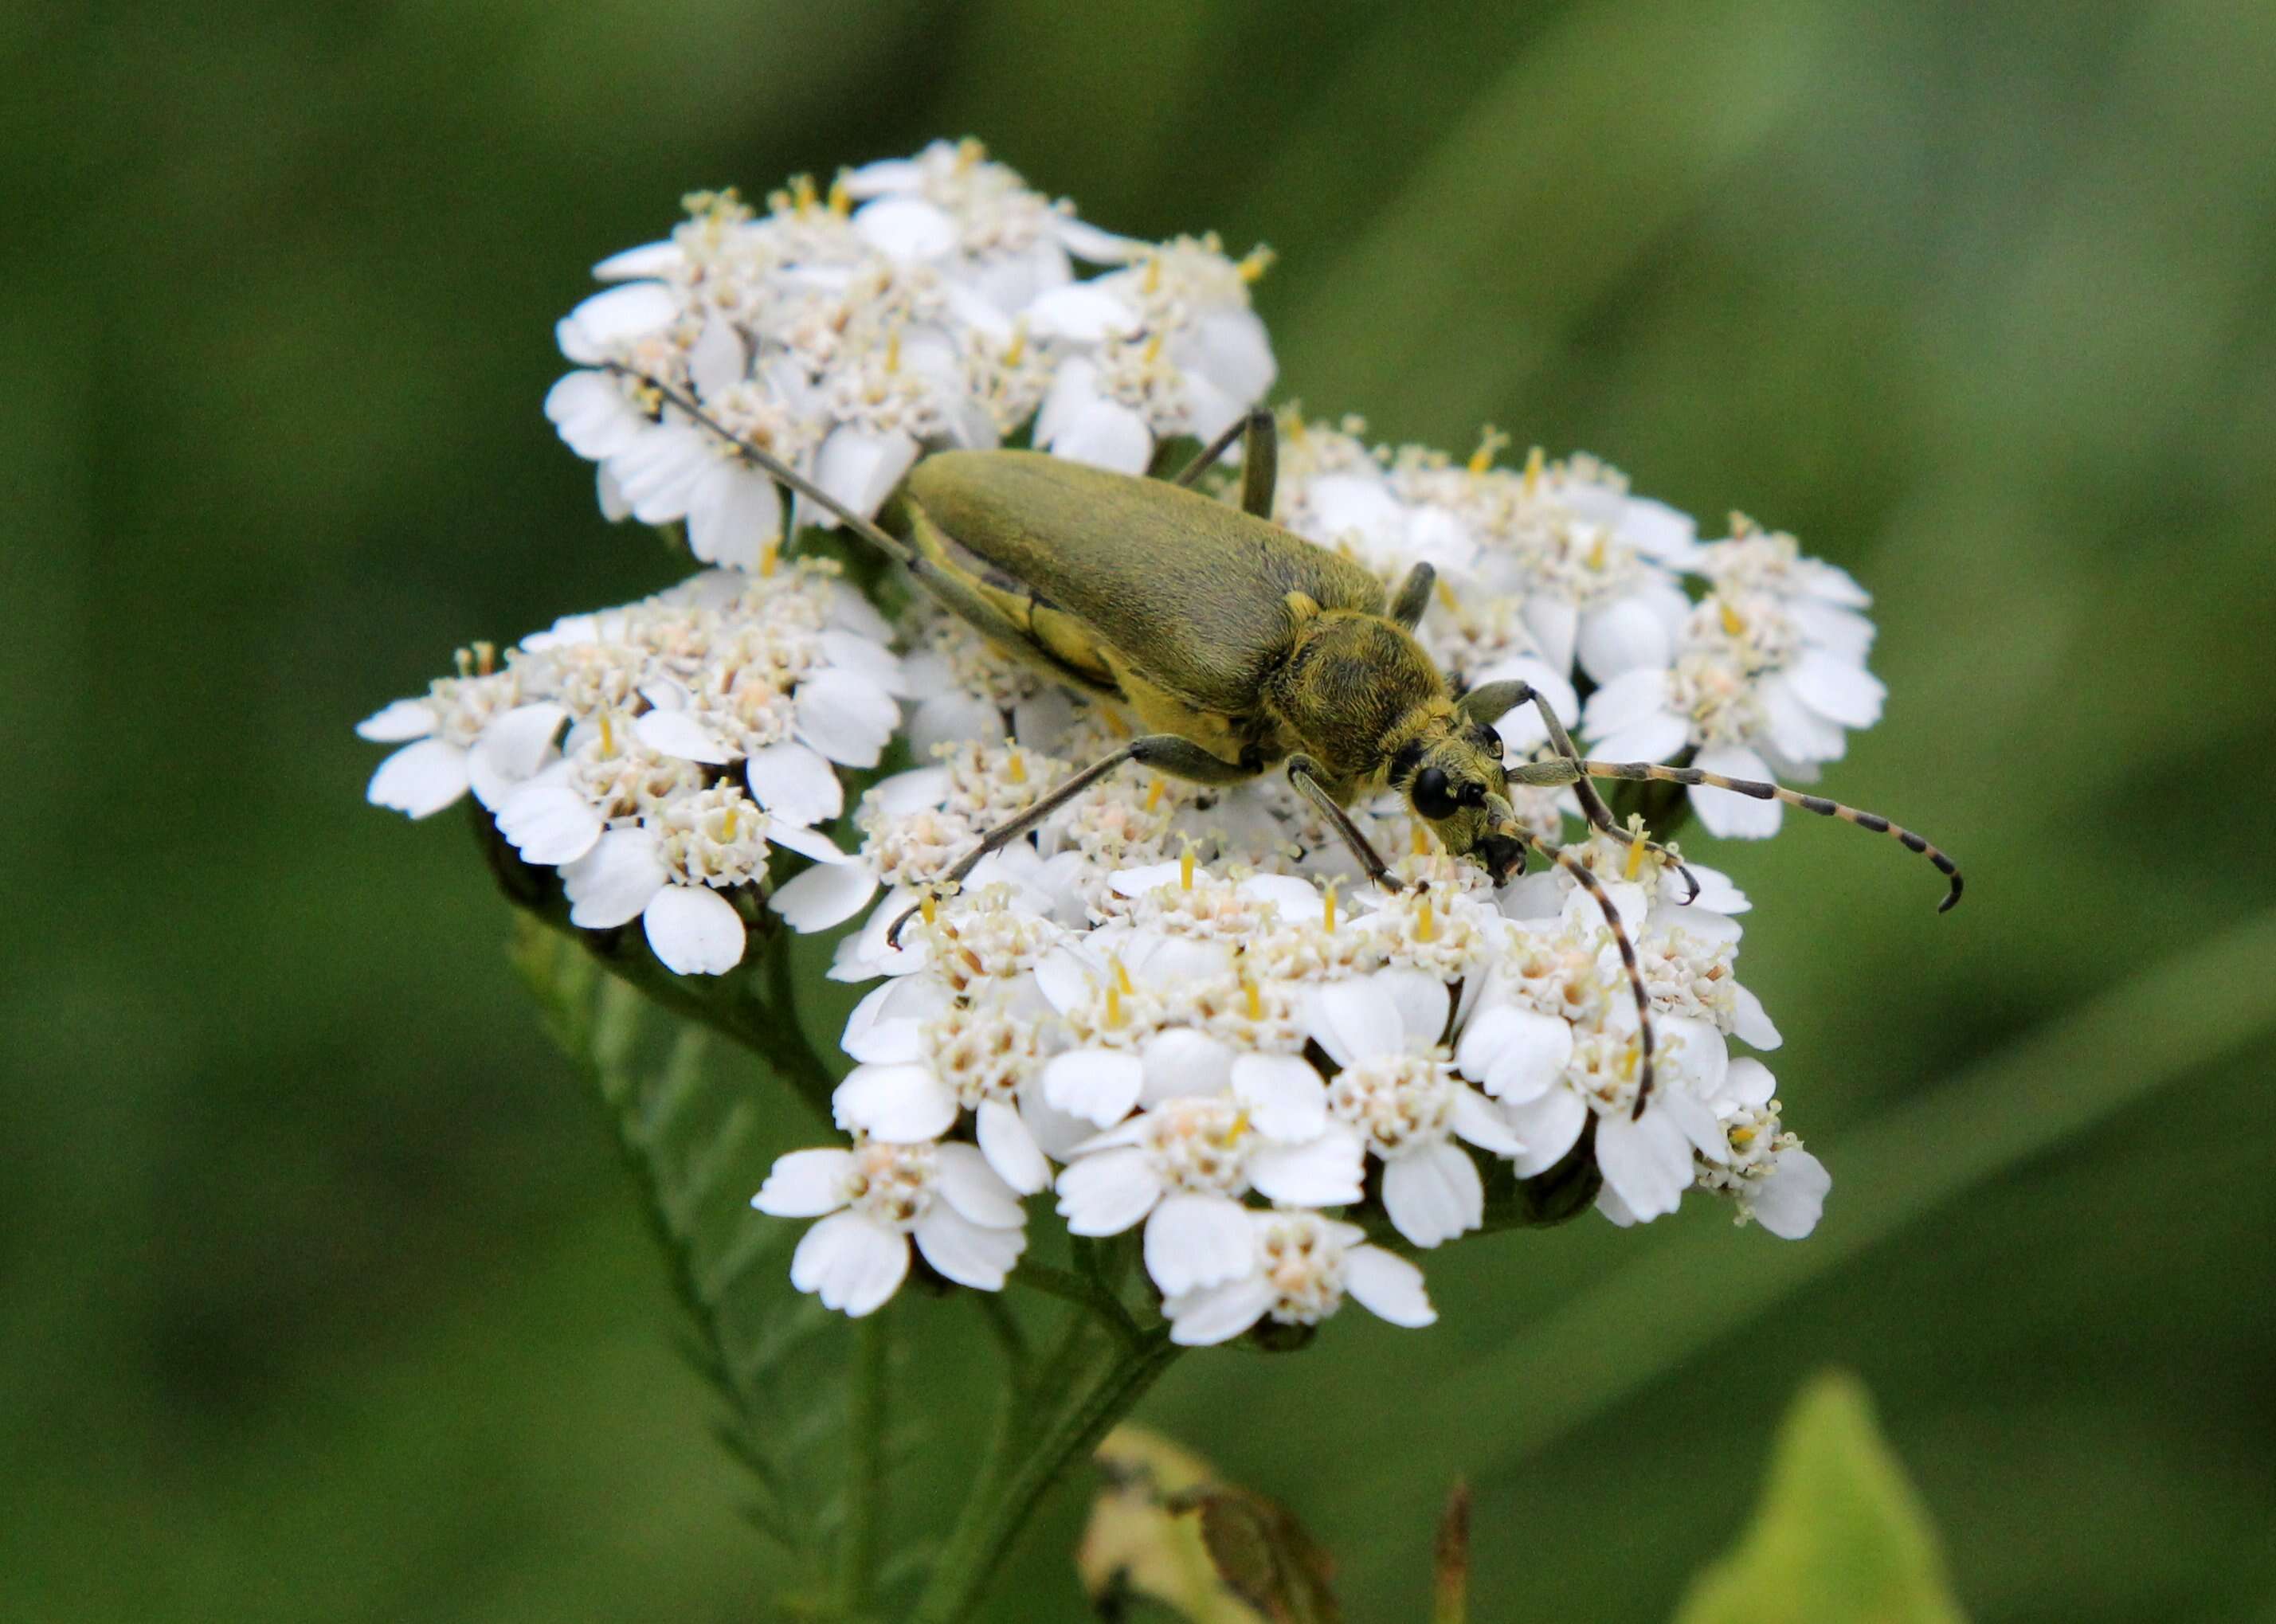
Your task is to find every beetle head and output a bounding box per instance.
[1392,714,1525,882]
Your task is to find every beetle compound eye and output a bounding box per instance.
[1412,765,1459,820]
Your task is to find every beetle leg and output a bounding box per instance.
[1387,563,1436,632]
[1284,753,1393,889]
[1519,832,1657,1117]
[1462,679,1700,904]
[1171,407,1278,519]
[886,734,1262,945]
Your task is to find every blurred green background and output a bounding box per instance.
[10,0,2276,1618]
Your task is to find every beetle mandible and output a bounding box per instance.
[606,365,1963,1113]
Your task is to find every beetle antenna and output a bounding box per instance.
[1579,759,1961,912]
[597,362,918,569]
[1518,828,1657,1117]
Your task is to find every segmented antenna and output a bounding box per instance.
[1581,759,1962,912]
[597,362,917,569]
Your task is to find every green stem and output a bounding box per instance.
[912,1317,1182,1624]
[836,1311,891,1619]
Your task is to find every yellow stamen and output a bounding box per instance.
[1523,444,1545,496]
[1322,882,1338,934]
[827,174,849,216]
[1624,835,1647,882]
[1179,845,1195,890]
[1143,255,1162,296]
[1002,319,1028,368]
[1142,331,1163,366]
[453,646,472,677]
[1237,245,1275,284]
[1416,895,1438,943]
[1436,577,1459,612]
[472,640,496,675]
[1468,425,1510,475]
[1730,1125,1757,1150]
[1100,706,1130,739]
[1719,598,1746,638]
[1241,976,1262,1021]
[758,540,780,578]
[885,325,903,374]
[1113,957,1134,996]
[721,808,738,842]
[1006,749,1028,785]
[792,174,817,216]
[1586,531,1608,572]
[1145,776,1164,812]
[1412,821,1432,856]
[920,891,938,926]
[956,137,985,170]
[599,712,616,756]
[1619,1041,1641,1082]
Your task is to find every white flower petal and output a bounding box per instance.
[770,859,879,933]
[1456,1006,1573,1104]
[1521,596,1581,675]
[592,240,683,280]
[635,707,734,765]
[1025,282,1143,342]
[1726,1058,1777,1109]
[935,1141,1025,1228]
[356,698,436,742]
[742,740,843,827]
[1343,1246,1436,1328]
[976,1098,1052,1195]
[557,281,678,362]
[1450,1086,1525,1156]
[753,1149,854,1217]
[687,462,782,570]
[1593,1105,1690,1223]
[1592,712,1694,767]
[1576,597,1673,685]
[1138,1028,1234,1107]
[1506,1088,1589,1177]
[1055,1147,1162,1235]
[854,196,958,261]
[1751,1148,1831,1239]
[1164,1275,1278,1347]
[1582,667,1674,738]
[562,827,668,928]
[1048,398,1153,475]
[642,884,746,976]
[914,1204,1027,1289]
[1791,649,1886,729]
[494,784,604,867]
[813,426,921,526]
[1248,1126,1365,1207]
[1306,978,1400,1070]
[1143,1193,1256,1296]
[796,670,901,769]
[1228,1054,1328,1142]
[1373,969,1450,1051]
[1382,1143,1483,1248]
[833,1063,959,1142]
[1730,983,1782,1049]
[609,421,716,524]
[1042,1050,1145,1127]
[790,1210,909,1317]
[367,738,468,819]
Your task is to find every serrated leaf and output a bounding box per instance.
[1673,1370,1966,1624]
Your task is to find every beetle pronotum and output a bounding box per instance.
[602,362,1961,1117]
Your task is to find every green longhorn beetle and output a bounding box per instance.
[606,364,1963,1111]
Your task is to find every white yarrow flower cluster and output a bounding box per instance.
[543,139,1275,566]
[358,562,903,974]
[368,144,1872,1342]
